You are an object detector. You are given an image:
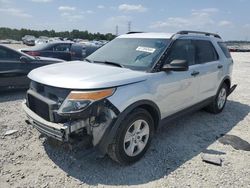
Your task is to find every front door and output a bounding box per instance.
[0,46,27,89]
[156,39,200,118]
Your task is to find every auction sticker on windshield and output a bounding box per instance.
[136,46,156,53]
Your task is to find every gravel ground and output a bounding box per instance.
[0,53,250,188]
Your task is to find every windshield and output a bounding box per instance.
[87,38,170,71]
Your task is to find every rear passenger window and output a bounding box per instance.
[165,39,195,66]
[218,42,231,58]
[194,40,218,64]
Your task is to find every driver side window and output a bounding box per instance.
[0,47,21,61]
[165,39,195,66]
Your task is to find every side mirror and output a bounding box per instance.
[162,59,188,72]
[20,56,31,63]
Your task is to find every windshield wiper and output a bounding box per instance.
[84,58,93,63]
[85,59,124,68]
[99,61,124,68]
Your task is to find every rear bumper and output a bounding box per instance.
[22,101,69,141]
[228,84,237,96]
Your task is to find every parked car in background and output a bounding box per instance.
[0,45,63,90]
[21,42,100,61]
[22,35,36,46]
[35,36,49,45]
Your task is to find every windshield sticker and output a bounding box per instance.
[136,46,156,53]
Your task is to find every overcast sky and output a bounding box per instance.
[0,0,250,40]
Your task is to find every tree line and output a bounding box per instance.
[0,27,116,41]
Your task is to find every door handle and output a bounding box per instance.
[191,71,200,76]
[217,65,223,69]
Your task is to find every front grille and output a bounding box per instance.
[30,81,70,103]
[28,94,50,121]
[27,82,71,123]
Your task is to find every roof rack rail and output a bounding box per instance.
[126,31,144,34]
[177,30,221,39]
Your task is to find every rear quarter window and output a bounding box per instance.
[193,40,219,64]
[218,42,231,58]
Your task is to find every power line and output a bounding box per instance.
[128,21,131,32]
[115,25,118,36]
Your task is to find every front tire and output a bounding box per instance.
[107,108,154,165]
[205,83,228,114]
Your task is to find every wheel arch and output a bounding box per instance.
[223,77,231,91]
[128,100,161,130]
[219,76,231,94]
[97,99,161,154]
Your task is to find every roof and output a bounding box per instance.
[118,32,174,39]
[117,31,223,41]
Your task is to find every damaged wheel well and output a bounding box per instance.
[97,100,161,154]
[137,104,160,130]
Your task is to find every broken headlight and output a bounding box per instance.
[58,88,115,115]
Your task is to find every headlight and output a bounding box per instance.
[58,88,115,114]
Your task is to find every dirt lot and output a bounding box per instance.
[0,52,250,188]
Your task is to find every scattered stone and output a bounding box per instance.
[42,182,49,188]
[14,161,23,165]
[201,154,222,166]
[4,130,18,136]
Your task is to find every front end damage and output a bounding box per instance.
[23,82,119,147]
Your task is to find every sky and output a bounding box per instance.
[0,0,250,40]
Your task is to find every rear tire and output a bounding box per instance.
[107,108,154,165]
[205,83,228,114]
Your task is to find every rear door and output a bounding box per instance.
[0,46,28,89]
[192,40,223,101]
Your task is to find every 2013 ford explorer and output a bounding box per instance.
[23,31,236,164]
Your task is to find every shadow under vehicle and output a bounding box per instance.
[43,100,250,186]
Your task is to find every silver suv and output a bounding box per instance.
[23,31,237,164]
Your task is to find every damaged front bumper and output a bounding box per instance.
[23,99,119,145]
[23,101,70,141]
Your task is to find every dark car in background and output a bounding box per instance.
[21,42,100,61]
[0,45,63,90]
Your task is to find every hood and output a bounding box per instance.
[28,61,148,89]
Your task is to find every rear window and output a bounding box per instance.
[218,42,231,58]
[193,40,218,64]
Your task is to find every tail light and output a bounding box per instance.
[26,51,40,56]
